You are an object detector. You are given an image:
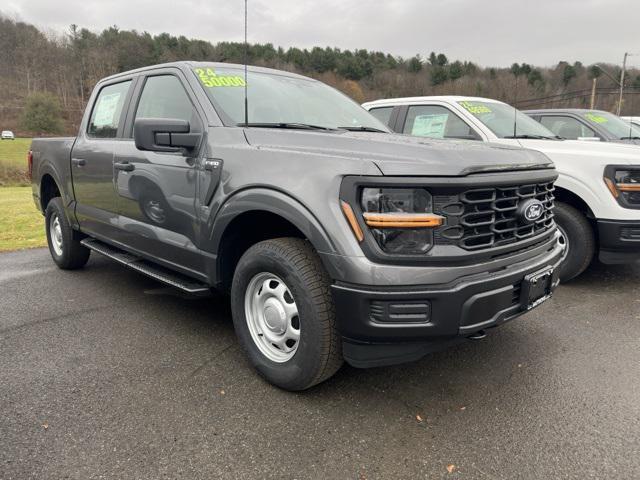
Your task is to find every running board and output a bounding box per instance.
[80,238,211,294]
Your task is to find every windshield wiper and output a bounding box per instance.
[338,126,387,133]
[620,136,640,140]
[237,122,334,131]
[503,134,557,140]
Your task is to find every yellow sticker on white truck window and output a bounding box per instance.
[459,101,492,115]
[585,113,608,124]
[195,68,246,87]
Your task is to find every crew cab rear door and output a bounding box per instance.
[112,69,205,275]
[72,78,136,239]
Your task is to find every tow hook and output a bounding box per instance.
[468,330,487,340]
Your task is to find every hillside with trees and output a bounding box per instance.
[1,16,639,135]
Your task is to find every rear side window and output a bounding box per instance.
[87,81,131,138]
[135,75,197,124]
[403,105,480,140]
[539,116,596,139]
[368,107,394,127]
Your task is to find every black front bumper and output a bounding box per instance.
[332,243,563,368]
[598,219,640,264]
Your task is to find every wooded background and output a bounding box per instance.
[1,16,639,135]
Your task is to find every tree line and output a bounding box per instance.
[1,15,639,135]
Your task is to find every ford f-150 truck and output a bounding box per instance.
[364,96,640,282]
[524,109,640,145]
[31,63,563,390]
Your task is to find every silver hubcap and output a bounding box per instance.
[50,214,63,256]
[557,225,569,262]
[244,273,300,363]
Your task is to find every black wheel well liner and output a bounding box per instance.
[40,174,61,211]
[211,189,336,291]
[554,186,594,218]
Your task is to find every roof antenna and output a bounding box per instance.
[512,75,518,138]
[243,0,249,126]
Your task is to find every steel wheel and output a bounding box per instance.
[49,213,64,256]
[244,272,301,363]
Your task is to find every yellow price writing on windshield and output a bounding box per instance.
[585,113,608,124]
[195,68,246,87]
[459,101,492,115]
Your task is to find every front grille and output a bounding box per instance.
[435,182,555,251]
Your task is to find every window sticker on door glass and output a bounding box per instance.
[412,114,448,138]
[458,101,492,115]
[93,92,121,127]
[585,113,608,123]
[194,67,246,87]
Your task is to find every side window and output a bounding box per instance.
[540,116,596,139]
[87,81,131,138]
[403,105,480,140]
[135,75,197,126]
[368,107,394,127]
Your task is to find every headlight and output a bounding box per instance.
[358,188,443,255]
[604,166,640,208]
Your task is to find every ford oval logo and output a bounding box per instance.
[519,199,545,224]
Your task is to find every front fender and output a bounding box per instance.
[554,172,613,219]
[209,187,336,255]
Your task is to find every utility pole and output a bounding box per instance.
[590,77,597,109]
[617,52,628,115]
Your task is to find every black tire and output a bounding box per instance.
[230,238,343,391]
[554,202,595,282]
[45,197,91,270]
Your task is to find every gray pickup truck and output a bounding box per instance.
[30,61,563,390]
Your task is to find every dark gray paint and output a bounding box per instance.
[31,61,559,289]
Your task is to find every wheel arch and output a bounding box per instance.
[211,188,337,290]
[40,173,62,212]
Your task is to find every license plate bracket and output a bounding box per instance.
[520,267,554,311]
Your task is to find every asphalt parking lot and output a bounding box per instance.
[1,248,639,479]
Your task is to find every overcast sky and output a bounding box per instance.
[3,0,640,67]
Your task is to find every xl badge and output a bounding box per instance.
[518,199,544,224]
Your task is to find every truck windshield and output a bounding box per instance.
[192,66,387,131]
[457,100,558,139]
[581,111,640,139]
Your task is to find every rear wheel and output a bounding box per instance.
[231,238,343,391]
[554,202,595,282]
[45,197,90,270]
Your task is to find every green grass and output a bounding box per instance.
[0,138,32,186]
[0,186,46,251]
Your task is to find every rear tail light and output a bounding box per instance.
[27,150,33,180]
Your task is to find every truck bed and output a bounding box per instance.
[30,137,76,213]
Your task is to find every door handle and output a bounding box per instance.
[71,158,86,167]
[114,162,135,172]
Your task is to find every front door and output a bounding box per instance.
[114,72,204,275]
[72,79,133,239]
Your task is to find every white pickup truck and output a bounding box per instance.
[363,96,640,281]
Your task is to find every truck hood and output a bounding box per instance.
[244,129,553,176]
[515,138,640,165]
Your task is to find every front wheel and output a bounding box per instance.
[554,202,595,282]
[231,238,343,391]
[45,197,90,270]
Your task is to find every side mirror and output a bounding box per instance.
[577,136,600,142]
[134,118,201,154]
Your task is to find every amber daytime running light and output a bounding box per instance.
[362,212,444,228]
